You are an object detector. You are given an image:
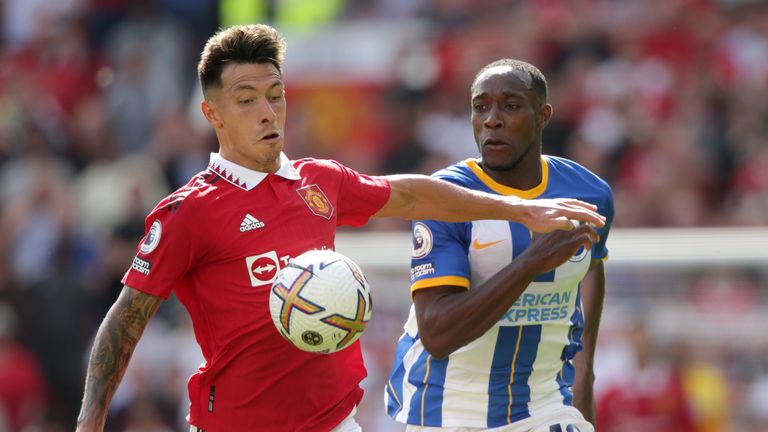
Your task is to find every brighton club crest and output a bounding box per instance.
[297,184,334,220]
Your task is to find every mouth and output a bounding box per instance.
[259,131,281,143]
[482,137,509,149]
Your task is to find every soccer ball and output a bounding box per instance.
[269,249,373,354]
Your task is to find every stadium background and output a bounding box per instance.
[0,0,766,431]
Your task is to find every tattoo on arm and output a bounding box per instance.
[77,287,162,429]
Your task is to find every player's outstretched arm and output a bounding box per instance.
[375,175,605,232]
[77,286,163,431]
[414,226,600,359]
[571,260,606,425]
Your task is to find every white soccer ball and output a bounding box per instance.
[269,249,373,354]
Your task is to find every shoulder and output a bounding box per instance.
[544,156,614,227]
[545,155,612,198]
[432,159,478,187]
[431,159,497,197]
[291,157,347,174]
[149,169,221,220]
[291,158,387,190]
[290,158,360,185]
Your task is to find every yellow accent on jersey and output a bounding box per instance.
[472,239,505,250]
[411,276,470,293]
[465,157,549,198]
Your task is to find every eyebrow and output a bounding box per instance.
[231,81,284,92]
[472,91,525,101]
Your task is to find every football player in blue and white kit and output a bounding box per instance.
[385,59,613,432]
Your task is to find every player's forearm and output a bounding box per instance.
[379,175,523,222]
[77,287,161,431]
[576,262,605,372]
[571,369,595,425]
[416,258,539,359]
[417,228,598,359]
[572,345,596,424]
[571,262,605,424]
[379,175,604,231]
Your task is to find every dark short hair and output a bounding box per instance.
[472,59,548,107]
[198,24,287,93]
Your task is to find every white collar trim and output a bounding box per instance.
[208,152,300,190]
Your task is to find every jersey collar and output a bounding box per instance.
[465,156,549,198]
[208,152,300,190]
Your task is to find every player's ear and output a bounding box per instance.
[201,99,222,128]
[539,103,553,129]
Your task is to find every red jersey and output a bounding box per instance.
[122,153,390,431]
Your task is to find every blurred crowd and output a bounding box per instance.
[0,0,766,430]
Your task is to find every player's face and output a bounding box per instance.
[202,62,287,173]
[471,67,551,173]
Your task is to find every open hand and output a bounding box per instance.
[515,198,605,233]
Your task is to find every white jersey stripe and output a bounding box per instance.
[441,326,497,426]
[406,350,431,425]
[396,327,426,424]
[386,333,418,419]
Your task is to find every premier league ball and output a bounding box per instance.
[269,249,373,354]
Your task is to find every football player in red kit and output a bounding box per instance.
[76,24,605,432]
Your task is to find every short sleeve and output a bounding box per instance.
[592,185,615,261]
[332,162,391,227]
[410,219,471,295]
[121,205,196,299]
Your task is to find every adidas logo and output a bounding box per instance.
[240,214,265,232]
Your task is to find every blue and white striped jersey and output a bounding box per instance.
[385,156,614,428]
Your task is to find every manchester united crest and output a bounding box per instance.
[297,184,334,220]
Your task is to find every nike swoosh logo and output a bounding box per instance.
[472,239,504,250]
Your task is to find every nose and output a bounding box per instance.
[258,98,277,124]
[483,106,503,129]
